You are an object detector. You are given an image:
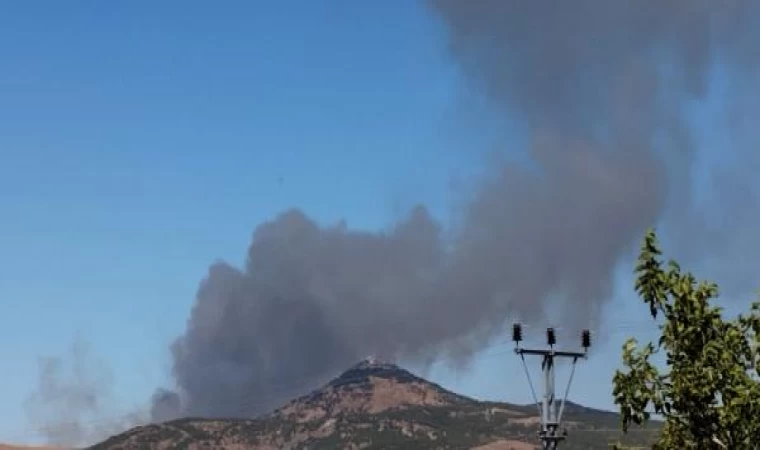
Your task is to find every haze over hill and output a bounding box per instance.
[89,359,659,449]
[0,446,61,450]
[6,0,760,447]
[144,0,760,427]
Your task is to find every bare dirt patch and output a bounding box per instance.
[473,439,537,450]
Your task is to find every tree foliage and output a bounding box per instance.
[612,229,760,449]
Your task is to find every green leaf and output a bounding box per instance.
[612,230,760,449]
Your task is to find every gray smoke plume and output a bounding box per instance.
[429,0,760,293]
[151,1,760,421]
[25,339,147,447]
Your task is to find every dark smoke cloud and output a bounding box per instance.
[429,0,760,292]
[151,1,760,421]
[25,339,146,447]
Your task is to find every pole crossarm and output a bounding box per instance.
[515,348,587,358]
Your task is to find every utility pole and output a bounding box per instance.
[512,323,591,450]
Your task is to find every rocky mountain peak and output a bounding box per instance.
[85,360,653,450]
[327,357,422,389]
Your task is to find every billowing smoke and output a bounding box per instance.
[151,1,760,421]
[429,0,760,294]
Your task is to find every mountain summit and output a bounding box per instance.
[88,360,657,449]
[271,358,472,422]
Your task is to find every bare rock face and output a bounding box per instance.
[86,360,655,449]
[273,358,473,421]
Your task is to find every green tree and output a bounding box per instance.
[612,229,760,449]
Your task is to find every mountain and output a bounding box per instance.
[88,359,659,449]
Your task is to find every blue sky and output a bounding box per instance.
[0,1,738,444]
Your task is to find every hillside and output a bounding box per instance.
[88,359,659,449]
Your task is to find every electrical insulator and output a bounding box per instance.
[546,327,556,346]
[582,329,591,349]
[512,323,523,343]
